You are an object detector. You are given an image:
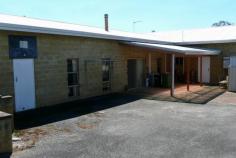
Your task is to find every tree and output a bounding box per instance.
[212,21,234,27]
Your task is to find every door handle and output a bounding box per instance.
[15,77,18,82]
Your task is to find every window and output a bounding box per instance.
[9,35,37,58]
[67,59,80,97]
[102,58,111,91]
[223,57,230,69]
[19,40,28,49]
[175,57,183,65]
[157,58,162,74]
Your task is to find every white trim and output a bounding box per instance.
[0,13,169,44]
[179,39,236,45]
[123,42,221,56]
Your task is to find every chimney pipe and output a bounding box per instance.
[104,14,109,31]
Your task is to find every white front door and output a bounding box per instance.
[202,57,211,83]
[13,59,36,112]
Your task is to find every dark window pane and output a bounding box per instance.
[67,59,79,97]
[68,87,74,97]
[102,59,111,91]
[102,60,110,82]
[103,82,111,91]
[68,73,78,86]
[68,59,78,72]
[9,35,37,59]
[72,60,78,72]
[68,86,79,97]
[175,58,183,65]
[67,60,73,72]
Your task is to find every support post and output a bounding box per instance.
[200,56,203,86]
[171,54,175,96]
[148,53,152,74]
[187,57,190,91]
[164,54,167,73]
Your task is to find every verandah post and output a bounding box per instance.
[171,54,175,96]
[187,56,190,91]
[200,56,203,86]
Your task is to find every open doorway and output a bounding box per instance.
[127,59,145,89]
[175,57,184,83]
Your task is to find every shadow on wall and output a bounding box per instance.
[14,93,142,130]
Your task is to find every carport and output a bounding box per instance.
[123,42,221,96]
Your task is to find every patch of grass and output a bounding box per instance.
[13,130,24,137]
[13,128,48,153]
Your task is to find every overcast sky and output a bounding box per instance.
[0,0,235,33]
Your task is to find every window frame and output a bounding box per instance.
[8,35,37,59]
[102,58,112,91]
[67,58,80,97]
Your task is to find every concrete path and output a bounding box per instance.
[11,93,236,158]
[208,91,236,106]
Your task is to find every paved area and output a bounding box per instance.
[208,91,236,106]
[10,92,236,158]
[127,85,226,104]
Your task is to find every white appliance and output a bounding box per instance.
[228,56,236,92]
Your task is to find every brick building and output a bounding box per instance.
[0,14,234,112]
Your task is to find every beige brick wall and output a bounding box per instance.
[0,30,182,110]
[0,31,14,96]
[35,34,128,107]
[0,31,141,109]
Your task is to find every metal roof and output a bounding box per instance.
[123,42,221,56]
[150,26,236,45]
[0,14,169,44]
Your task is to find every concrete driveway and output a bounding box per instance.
[12,92,236,158]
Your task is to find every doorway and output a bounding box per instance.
[175,57,184,83]
[200,57,211,83]
[13,59,36,112]
[127,59,144,89]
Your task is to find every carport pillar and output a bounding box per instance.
[171,54,175,96]
[164,54,167,73]
[187,57,190,91]
[200,56,203,86]
[148,53,152,74]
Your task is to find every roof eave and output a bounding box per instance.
[176,39,236,45]
[0,23,171,44]
[122,42,221,56]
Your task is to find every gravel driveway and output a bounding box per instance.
[11,93,236,158]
